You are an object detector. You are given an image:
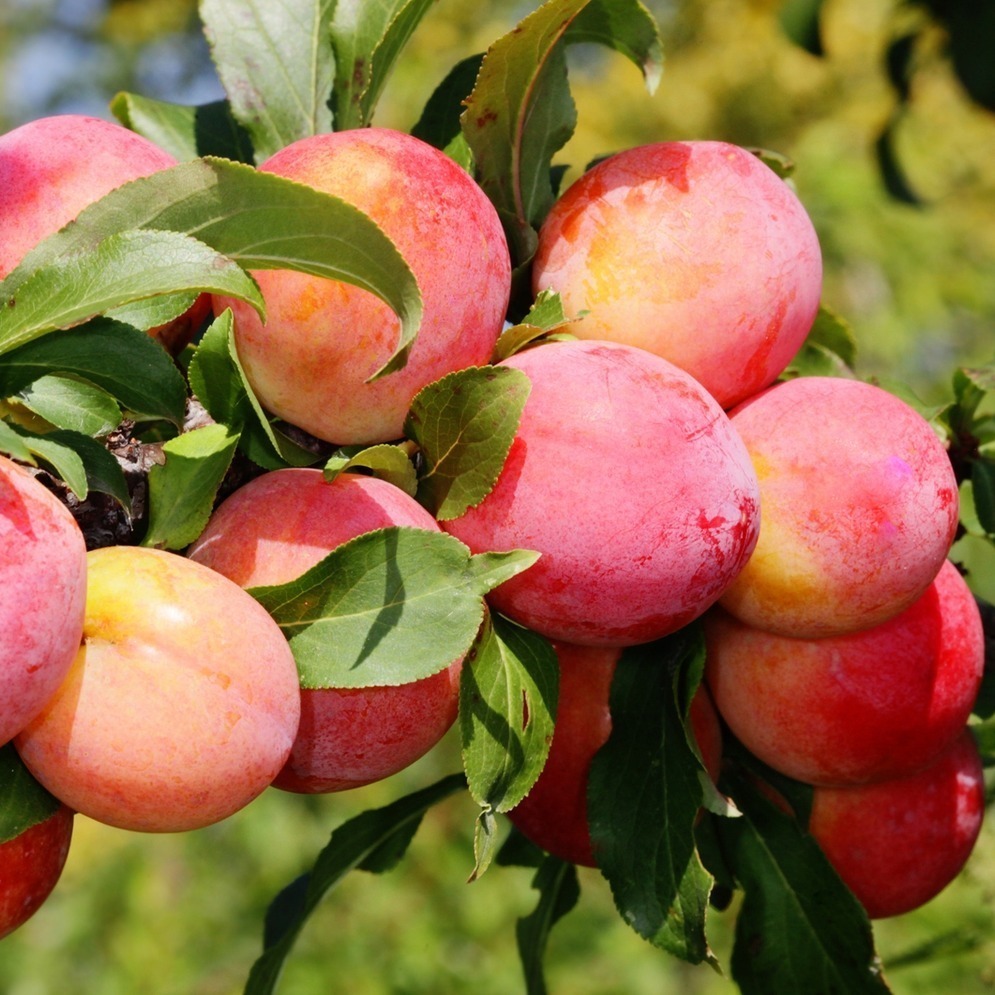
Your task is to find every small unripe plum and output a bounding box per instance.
[187,469,461,793]
[720,376,959,638]
[704,560,983,786]
[808,730,984,919]
[0,114,206,353]
[0,456,86,746]
[531,140,823,409]
[15,547,301,832]
[213,127,512,445]
[0,803,73,941]
[507,642,723,867]
[441,339,760,646]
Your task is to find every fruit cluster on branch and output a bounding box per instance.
[1,4,992,993]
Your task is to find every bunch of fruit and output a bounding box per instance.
[474,141,985,922]
[0,47,987,994]
[702,378,983,919]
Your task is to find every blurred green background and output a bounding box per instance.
[1,0,994,992]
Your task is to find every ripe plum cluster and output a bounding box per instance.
[0,112,984,946]
[496,141,983,920]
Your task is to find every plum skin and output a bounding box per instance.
[531,140,823,409]
[187,469,463,793]
[808,731,985,919]
[441,339,761,647]
[14,547,301,833]
[0,805,73,941]
[0,114,207,353]
[720,376,959,638]
[213,127,512,445]
[0,455,87,747]
[704,560,984,786]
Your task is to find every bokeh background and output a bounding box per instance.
[1,1,994,992]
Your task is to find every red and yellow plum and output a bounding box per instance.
[441,339,761,646]
[214,127,511,445]
[704,560,983,785]
[0,803,73,941]
[187,469,462,793]
[0,456,86,747]
[720,376,959,637]
[14,547,301,832]
[531,141,823,409]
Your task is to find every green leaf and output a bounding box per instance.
[959,362,995,395]
[785,341,855,379]
[972,599,995,720]
[187,310,252,428]
[972,459,995,535]
[245,772,466,995]
[750,146,796,180]
[141,424,241,550]
[0,420,35,462]
[470,806,500,882]
[520,288,570,331]
[461,0,580,234]
[226,320,322,469]
[784,304,858,380]
[493,324,550,362]
[110,92,254,163]
[952,367,985,416]
[59,435,131,509]
[238,419,323,472]
[660,858,719,966]
[200,0,335,162]
[960,480,987,537]
[189,310,327,471]
[0,157,422,381]
[460,613,559,816]
[11,427,132,509]
[873,377,948,428]
[564,0,663,93]
[105,290,200,332]
[14,431,87,499]
[969,714,995,760]
[807,304,858,367]
[719,769,891,995]
[405,366,531,520]
[496,824,547,869]
[779,0,825,55]
[323,444,418,496]
[0,228,262,354]
[411,54,484,169]
[516,856,580,995]
[462,0,662,240]
[722,735,814,832]
[330,0,439,130]
[494,289,578,360]
[0,321,187,425]
[587,629,716,965]
[15,375,122,437]
[693,812,738,901]
[249,526,539,689]
[0,743,62,845]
